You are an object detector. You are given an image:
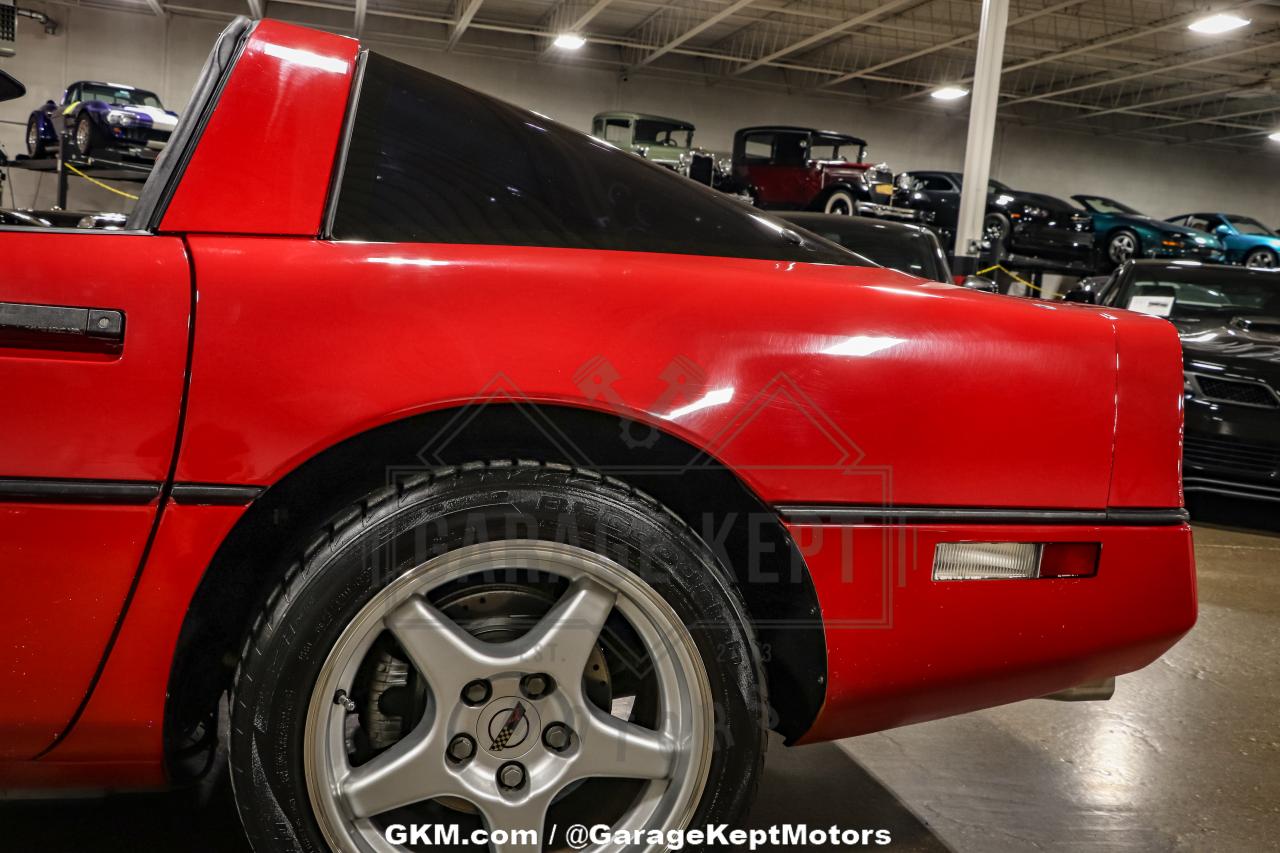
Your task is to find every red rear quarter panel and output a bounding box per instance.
[174,241,1121,513]
[1109,309,1186,508]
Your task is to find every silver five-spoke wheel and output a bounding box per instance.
[305,541,714,853]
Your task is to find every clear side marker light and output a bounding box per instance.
[933,542,1041,580]
[933,542,1100,580]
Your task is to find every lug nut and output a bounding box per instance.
[461,679,491,706]
[497,762,526,790]
[542,723,572,752]
[447,734,476,762]
[520,673,554,700]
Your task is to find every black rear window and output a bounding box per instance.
[331,53,858,265]
[816,230,938,280]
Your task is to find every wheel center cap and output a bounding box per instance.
[478,697,541,758]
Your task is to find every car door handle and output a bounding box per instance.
[0,301,125,342]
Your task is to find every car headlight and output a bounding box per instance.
[1023,205,1048,218]
[106,110,134,126]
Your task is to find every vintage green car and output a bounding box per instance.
[590,111,740,193]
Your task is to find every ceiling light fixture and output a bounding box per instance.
[1268,130,1280,142]
[931,86,969,101]
[553,33,586,50]
[1188,13,1250,34]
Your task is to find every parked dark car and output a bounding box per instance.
[891,171,1093,269]
[778,212,952,283]
[1067,260,1280,502]
[27,80,178,159]
[1167,212,1280,269]
[731,126,907,217]
[1072,195,1223,269]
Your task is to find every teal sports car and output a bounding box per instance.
[1073,194,1225,269]
[1166,212,1280,269]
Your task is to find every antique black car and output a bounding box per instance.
[1067,260,1280,502]
[892,171,1093,269]
[731,126,909,218]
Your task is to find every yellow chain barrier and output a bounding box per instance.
[63,161,141,201]
[976,263,1059,298]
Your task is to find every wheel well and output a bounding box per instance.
[164,403,827,778]
[1106,226,1139,244]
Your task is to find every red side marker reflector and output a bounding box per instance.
[1039,542,1100,578]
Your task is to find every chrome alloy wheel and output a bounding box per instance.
[26,122,38,153]
[1245,250,1276,269]
[305,541,714,853]
[983,214,1008,243]
[1108,232,1137,264]
[76,118,91,154]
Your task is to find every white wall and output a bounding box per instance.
[1,5,1277,223]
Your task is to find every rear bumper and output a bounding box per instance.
[791,520,1196,743]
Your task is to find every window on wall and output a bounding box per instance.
[330,53,862,265]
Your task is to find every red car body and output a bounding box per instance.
[0,19,1195,793]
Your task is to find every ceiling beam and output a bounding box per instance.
[446,0,486,51]
[1002,38,1280,107]
[1188,123,1278,144]
[633,0,757,68]
[1065,85,1242,122]
[1030,95,1270,133]
[246,0,263,18]
[562,0,614,34]
[820,0,1088,91]
[353,0,366,35]
[730,0,918,78]
[898,0,1264,102]
[1135,102,1280,133]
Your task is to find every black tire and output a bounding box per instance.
[230,461,767,853]
[26,115,46,158]
[1105,228,1140,269]
[1244,247,1278,269]
[74,113,97,157]
[822,189,857,216]
[983,212,1011,252]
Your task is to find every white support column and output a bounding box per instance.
[953,0,1010,274]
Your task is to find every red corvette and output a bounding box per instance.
[1,18,1195,853]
